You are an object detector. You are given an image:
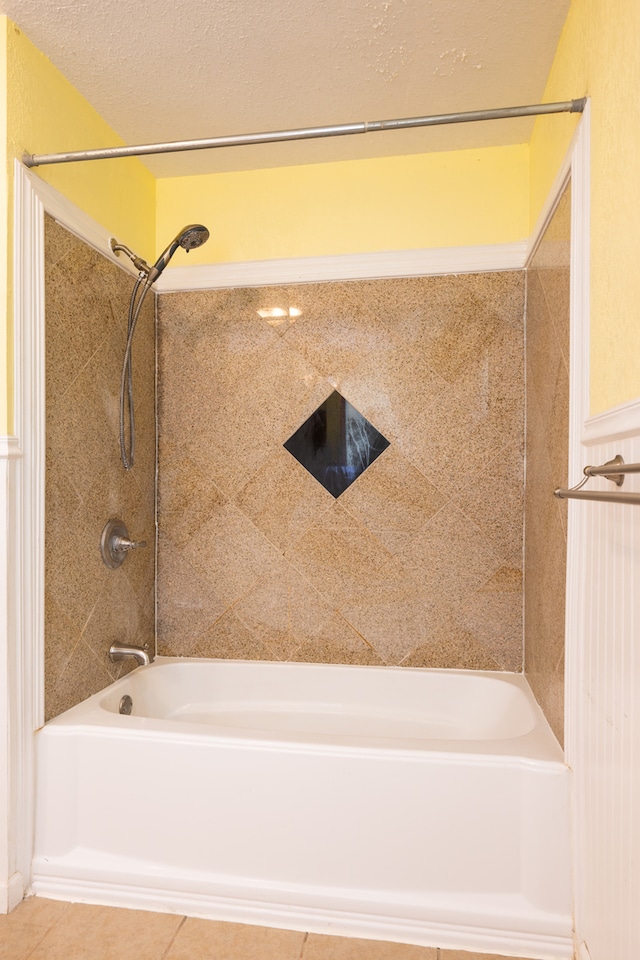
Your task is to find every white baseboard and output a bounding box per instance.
[0,871,25,913]
[31,872,572,959]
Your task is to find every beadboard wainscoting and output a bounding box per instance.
[567,401,640,960]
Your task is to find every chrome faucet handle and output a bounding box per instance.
[100,518,147,569]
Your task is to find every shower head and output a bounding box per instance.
[147,224,210,283]
[177,224,210,251]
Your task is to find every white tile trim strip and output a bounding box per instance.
[18,171,138,278]
[153,242,528,292]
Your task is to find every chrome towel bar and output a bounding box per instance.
[555,455,640,505]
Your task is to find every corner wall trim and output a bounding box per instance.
[7,161,49,905]
[154,242,528,292]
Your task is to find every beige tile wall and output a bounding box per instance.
[524,182,571,744]
[44,216,155,720]
[157,272,525,669]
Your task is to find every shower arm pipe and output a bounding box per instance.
[22,98,586,167]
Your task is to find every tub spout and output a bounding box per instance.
[109,643,152,666]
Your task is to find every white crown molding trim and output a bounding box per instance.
[581,396,640,446]
[25,168,528,293]
[154,242,528,292]
[21,169,139,278]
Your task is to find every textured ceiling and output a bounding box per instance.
[1,0,571,177]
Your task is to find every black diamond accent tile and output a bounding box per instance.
[284,391,390,498]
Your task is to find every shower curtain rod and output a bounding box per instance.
[23,98,586,168]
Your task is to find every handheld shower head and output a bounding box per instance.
[114,221,209,470]
[148,224,210,283]
[178,224,210,251]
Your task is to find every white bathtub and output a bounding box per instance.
[32,659,572,958]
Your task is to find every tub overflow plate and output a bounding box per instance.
[119,695,133,715]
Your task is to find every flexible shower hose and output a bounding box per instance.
[119,275,152,471]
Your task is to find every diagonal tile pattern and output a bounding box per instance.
[42,226,559,712]
[158,272,525,668]
[44,217,155,720]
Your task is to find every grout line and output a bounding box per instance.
[24,928,54,960]
[158,914,187,960]
[23,899,73,960]
[298,930,310,958]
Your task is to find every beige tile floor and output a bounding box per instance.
[0,897,546,960]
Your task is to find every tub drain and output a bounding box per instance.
[119,694,133,715]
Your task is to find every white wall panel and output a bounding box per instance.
[567,405,640,960]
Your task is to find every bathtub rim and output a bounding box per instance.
[41,657,566,765]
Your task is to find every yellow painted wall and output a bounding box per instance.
[1,18,156,433]
[6,21,155,254]
[10,1,638,422]
[0,21,8,434]
[530,0,640,413]
[156,144,530,266]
